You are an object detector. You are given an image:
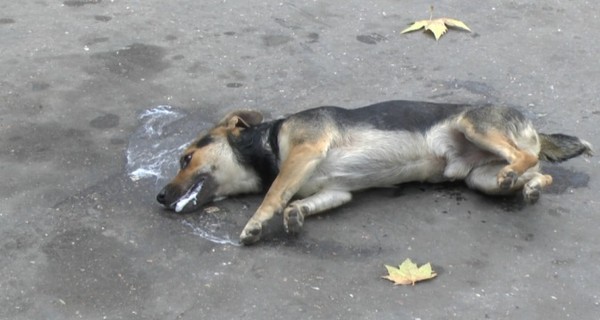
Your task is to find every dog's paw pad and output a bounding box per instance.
[498,171,518,190]
[239,221,262,245]
[523,184,541,204]
[283,206,305,234]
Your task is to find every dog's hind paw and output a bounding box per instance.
[498,170,518,190]
[240,220,262,245]
[283,204,306,234]
[523,183,541,204]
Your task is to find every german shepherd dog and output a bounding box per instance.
[156,100,592,245]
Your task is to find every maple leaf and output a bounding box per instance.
[401,6,471,40]
[382,258,437,286]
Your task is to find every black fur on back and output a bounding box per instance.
[295,100,471,132]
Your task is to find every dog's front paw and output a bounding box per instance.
[240,220,262,245]
[283,204,306,234]
[498,170,518,190]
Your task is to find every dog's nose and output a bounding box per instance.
[156,188,167,205]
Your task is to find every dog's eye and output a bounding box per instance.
[180,153,193,170]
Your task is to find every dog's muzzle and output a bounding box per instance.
[156,174,217,213]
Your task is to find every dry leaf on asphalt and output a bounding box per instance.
[401,6,471,40]
[382,258,437,286]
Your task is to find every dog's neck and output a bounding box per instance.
[227,119,283,190]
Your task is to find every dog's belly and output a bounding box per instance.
[305,155,447,194]
[297,129,450,197]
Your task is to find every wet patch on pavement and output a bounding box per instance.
[63,0,102,7]
[180,208,244,246]
[226,82,244,88]
[126,105,190,183]
[31,81,50,91]
[356,33,386,45]
[542,164,590,194]
[262,35,293,47]
[90,43,171,81]
[90,113,119,129]
[0,18,16,24]
[93,15,112,22]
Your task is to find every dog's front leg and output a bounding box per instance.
[283,189,352,234]
[240,143,327,245]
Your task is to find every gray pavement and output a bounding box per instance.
[2,1,600,319]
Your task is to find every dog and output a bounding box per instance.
[156,100,593,245]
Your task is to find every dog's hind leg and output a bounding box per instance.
[522,171,553,204]
[466,163,552,203]
[283,189,352,234]
[466,163,522,195]
[457,112,540,190]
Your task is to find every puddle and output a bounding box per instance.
[542,164,590,194]
[126,106,240,246]
[126,105,188,183]
[182,214,239,246]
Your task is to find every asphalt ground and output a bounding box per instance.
[1,1,599,319]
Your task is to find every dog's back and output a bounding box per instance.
[291,100,469,132]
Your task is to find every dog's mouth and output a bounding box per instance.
[174,179,204,212]
[168,174,217,213]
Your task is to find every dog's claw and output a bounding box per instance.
[283,205,305,234]
[239,220,262,245]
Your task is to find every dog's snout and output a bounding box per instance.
[156,188,167,205]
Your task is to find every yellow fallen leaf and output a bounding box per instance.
[382,258,437,286]
[401,6,471,41]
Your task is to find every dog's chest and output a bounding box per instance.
[297,128,448,196]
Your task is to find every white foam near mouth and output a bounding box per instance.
[174,181,204,213]
[126,105,188,183]
[181,220,240,246]
[139,105,180,136]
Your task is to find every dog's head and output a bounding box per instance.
[156,110,264,213]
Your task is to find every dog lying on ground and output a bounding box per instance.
[156,100,592,245]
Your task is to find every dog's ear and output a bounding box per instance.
[219,110,263,129]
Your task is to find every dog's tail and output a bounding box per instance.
[538,133,593,163]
